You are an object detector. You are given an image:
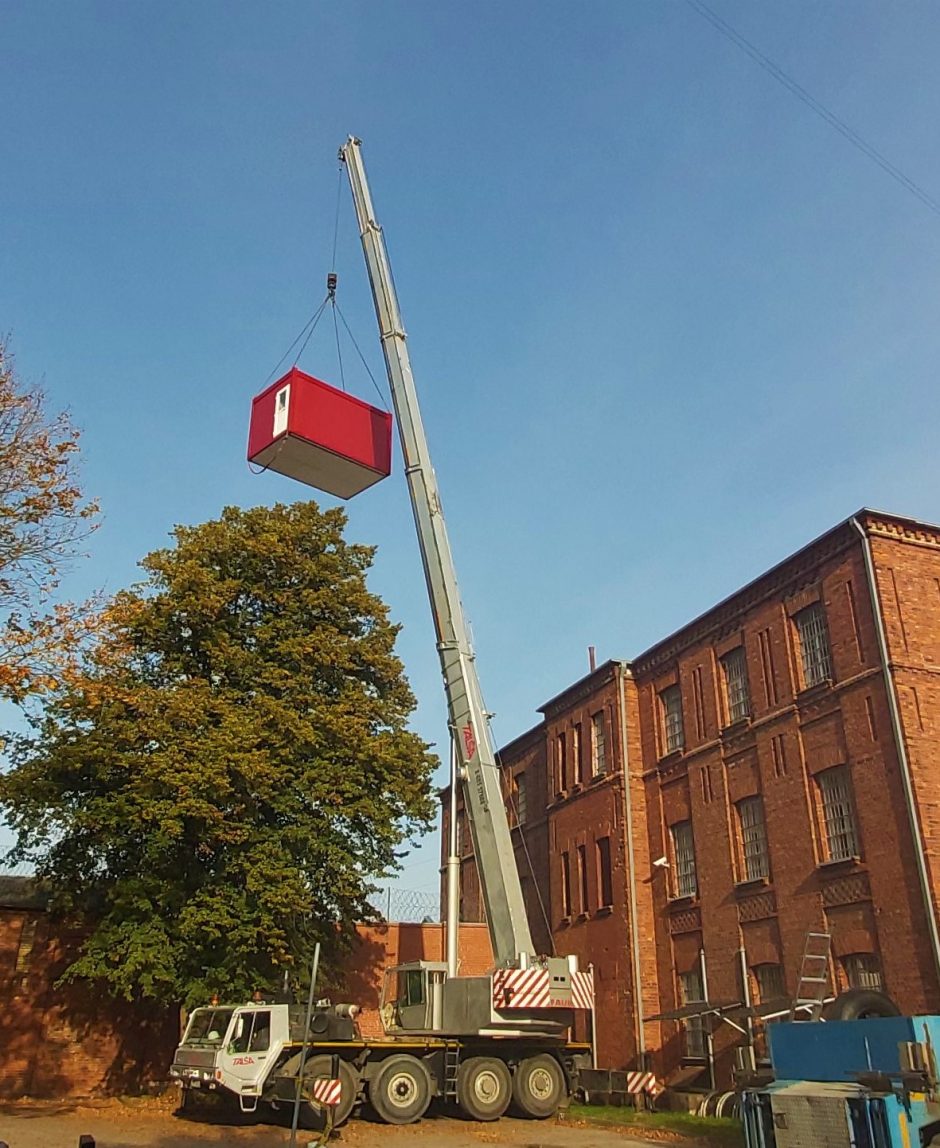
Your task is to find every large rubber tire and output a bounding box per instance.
[823,988,901,1021]
[368,1054,433,1125]
[456,1056,512,1121]
[300,1054,359,1129]
[510,1053,566,1119]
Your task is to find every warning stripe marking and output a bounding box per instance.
[311,1078,343,1106]
[626,1071,664,1096]
[493,967,596,1010]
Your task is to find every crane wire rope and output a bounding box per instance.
[333,301,391,412]
[261,294,331,387]
[685,0,940,218]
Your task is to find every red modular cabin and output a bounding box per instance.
[247,368,392,499]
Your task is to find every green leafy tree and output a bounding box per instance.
[0,502,436,1006]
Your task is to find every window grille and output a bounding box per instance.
[796,603,832,687]
[753,963,785,1003]
[671,821,698,897]
[818,766,860,860]
[556,733,568,791]
[737,796,770,881]
[596,836,613,907]
[661,685,685,753]
[591,711,607,775]
[679,969,706,1058]
[844,953,883,991]
[722,646,751,723]
[573,722,583,784]
[577,844,589,912]
[516,772,527,825]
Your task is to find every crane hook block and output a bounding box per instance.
[327,272,338,295]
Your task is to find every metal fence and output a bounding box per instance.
[367,886,440,924]
[0,867,441,925]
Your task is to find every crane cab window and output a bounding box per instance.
[401,969,426,1007]
[229,1009,271,1054]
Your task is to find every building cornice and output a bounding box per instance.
[538,659,618,720]
[633,518,862,677]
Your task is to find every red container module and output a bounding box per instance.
[247,368,392,499]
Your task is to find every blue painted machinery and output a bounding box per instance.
[742,1016,940,1148]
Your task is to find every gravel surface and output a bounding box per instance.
[0,1097,656,1148]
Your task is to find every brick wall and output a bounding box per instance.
[0,900,179,1098]
[339,922,492,1038]
[0,895,492,1098]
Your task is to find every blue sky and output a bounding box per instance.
[3,1,940,895]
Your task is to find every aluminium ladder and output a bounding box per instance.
[789,931,832,1021]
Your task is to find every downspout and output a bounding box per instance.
[850,516,940,995]
[617,662,646,1066]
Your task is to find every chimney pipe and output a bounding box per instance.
[588,645,596,672]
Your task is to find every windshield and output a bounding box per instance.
[183,1007,234,1045]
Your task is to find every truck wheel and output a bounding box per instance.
[510,1054,566,1118]
[300,1055,358,1128]
[822,989,900,1021]
[368,1054,433,1125]
[457,1056,511,1121]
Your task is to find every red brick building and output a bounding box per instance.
[445,510,940,1087]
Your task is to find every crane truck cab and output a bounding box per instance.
[170,998,360,1122]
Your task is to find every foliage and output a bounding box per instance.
[0,341,99,703]
[0,502,436,1006]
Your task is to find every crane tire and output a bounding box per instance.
[368,1054,433,1125]
[510,1053,566,1119]
[456,1056,512,1121]
[300,1055,358,1129]
[822,989,900,1021]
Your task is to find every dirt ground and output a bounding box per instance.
[0,1096,659,1148]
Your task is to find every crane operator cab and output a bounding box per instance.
[380,961,448,1033]
[379,959,575,1039]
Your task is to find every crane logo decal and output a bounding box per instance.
[462,723,477,760]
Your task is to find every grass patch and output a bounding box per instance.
[568,1103,744,1145]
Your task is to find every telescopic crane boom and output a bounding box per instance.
[339,137,534,967]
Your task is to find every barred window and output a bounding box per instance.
[556,732,568,792]
[722,646,751,723]
[577,844,589,913]
[737,796,770,881]
[661,685,685,754]
[671,820,698,898]
[591,711,607,776]
[796,603,832,688]
[516,772,527,825]
[561,851,572,918]
[679,969,706,1058]
[818,766,860,861]
[573,722,583,784]
[844,953,883,991]
[596,836,613,907]
[753,963,785,1003]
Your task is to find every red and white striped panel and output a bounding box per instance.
[492,967,551,1009]
[571,970,595,1010]
[626,1071,664,1097]
[311,1078,343,1107]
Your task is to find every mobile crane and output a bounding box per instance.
[169,138,594,1127]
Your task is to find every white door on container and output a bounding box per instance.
[273,385,290,437]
